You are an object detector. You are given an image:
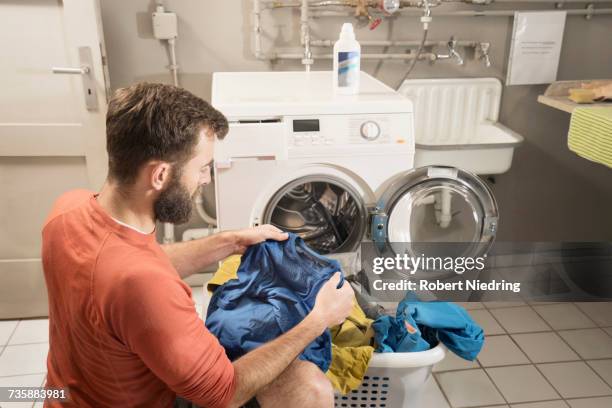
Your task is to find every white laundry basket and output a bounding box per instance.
[334,344,445,408]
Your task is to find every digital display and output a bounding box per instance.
[293,119,320,133]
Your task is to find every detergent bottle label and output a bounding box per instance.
[337,51,360,87]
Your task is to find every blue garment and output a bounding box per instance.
[373,293,484,360]
[205,233,342,372]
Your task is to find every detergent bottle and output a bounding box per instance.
[333,23,361,95]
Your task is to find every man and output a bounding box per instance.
[42,83,354,407]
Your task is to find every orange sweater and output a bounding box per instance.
[41,190,235,408]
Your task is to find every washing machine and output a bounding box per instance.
[211,71,498,259]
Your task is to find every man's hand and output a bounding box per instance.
[310,272,354,328]
[234,224,289,254]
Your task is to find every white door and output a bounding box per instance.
[0,0,109,318]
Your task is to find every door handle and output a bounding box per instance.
[50,47,98,111]
[52,66,90,75]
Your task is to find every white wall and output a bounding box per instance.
[99,0,612,241]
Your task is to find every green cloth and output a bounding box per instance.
[568,107,612,168]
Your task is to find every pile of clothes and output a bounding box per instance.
[205,234,484,394]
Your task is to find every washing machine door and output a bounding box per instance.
[261,174,368,254]
[371,166,498,259]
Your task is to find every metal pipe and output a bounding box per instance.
[301,0,314,71]
[311,39,480,47]
[262,0,361,8]
[494,0,610,2]
[272,52,438,60]
[264,0,612,6]
[253,0,264,59]
[261,0,447,8]
[310,7,612,16]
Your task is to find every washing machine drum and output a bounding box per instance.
[262,166,498,258]
[262,175,367,254]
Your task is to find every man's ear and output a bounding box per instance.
[150,161,171,191]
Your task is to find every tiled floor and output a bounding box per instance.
[430,301,612,408]
[1,294,612,408]
[0,319,48,408]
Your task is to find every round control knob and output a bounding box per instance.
[360,121,381,141]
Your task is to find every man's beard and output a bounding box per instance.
[153,168,194,225]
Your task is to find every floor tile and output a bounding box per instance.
[604,327,612,337]
[418,376,451,408]
[512,332,580,363]
[0,343,48,377]
[587,359,612,388]
[532,304,596,330]
[478,335,530,367]
[436,369,505,407]
[575,303,612,327]
[490,307,550,334]
[485,302,527,309]
[510,401,568,408]
[537,362,612,399]
[0,320,19,345]
[469,309,506,335]
[9,319,49,345]
[433,347,480,372]
[456,302,485,310]
[486,365,559,403]
[558,329,612,359]
[566,396,612,408]
[0,373,46,408]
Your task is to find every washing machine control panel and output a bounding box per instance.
[217,112,413,163]
[288,113,410,151]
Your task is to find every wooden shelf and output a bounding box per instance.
[538,80,612,114]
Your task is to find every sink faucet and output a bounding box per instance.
[436,36,464,65]
[478,42,492,68]
[448,37,464,65]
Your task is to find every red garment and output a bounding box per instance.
[42,190,235,408]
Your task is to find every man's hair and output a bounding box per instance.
[105,82,228,185]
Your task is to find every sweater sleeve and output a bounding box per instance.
[107,268,236,408]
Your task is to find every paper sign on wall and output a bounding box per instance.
[506,11,567,85]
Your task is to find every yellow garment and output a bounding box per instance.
[568,107,612,169]
[208,256,374,394]
[207,255,242,295]
[326,302,375,394]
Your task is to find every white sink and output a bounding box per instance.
[415,121,524,174]
[398,78,524,175]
